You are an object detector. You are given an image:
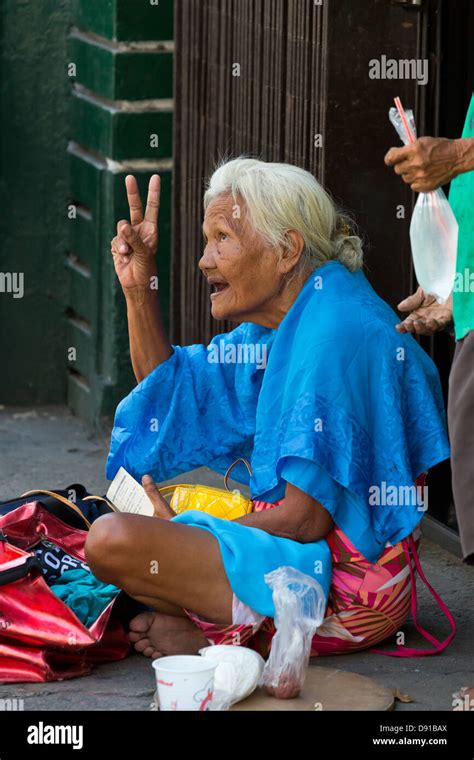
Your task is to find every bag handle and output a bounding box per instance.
[83,495,118,512]
[158,485,185,501]
[371,535,457,657]
[158,458,252,500]
[20,490,92,530]
[224,459,252,491]
[0,556,43,586]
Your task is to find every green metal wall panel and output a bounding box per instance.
[65,264,93,318]
[73,0,174,41]
[68,213,98,271]
[69,149,104,212]
[73,0,114,39]
[66,1,174,424]
[72,93,173,160]
[0,0,174,422]
[116,51,173,100]
[0,0,71,404]
[67,369,93,420]
[69,34,173,100]
[116,0,174,41]
[66,321,95,378]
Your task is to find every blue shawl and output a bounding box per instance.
[107,262,449,564]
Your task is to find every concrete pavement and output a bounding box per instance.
[0,406,472,711]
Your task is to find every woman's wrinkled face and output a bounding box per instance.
[199,194,286,324]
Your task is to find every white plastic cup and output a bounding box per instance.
[152,655,217,711]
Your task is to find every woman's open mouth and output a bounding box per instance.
[209,281,230,300]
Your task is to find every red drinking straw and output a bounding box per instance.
[394,96,416,143]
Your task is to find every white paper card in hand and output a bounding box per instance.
[106,467,154,517]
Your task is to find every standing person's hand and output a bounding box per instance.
[384,137,464,192]
[396,287,453,335]
[111,175,161,291]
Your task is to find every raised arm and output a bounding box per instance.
[111,175,173,383]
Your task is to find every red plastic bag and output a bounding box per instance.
[0,501,130,683]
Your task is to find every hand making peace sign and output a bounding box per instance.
[111,174,161,291]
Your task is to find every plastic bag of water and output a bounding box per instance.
[389,102,458,304]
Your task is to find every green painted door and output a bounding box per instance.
[0,0,174,425]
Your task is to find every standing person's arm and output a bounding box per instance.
[384,135,472,334]
[385,136,474,192]
[111,175,173,383]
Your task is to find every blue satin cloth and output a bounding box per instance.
[171,511,332,618]
[107,319,275,487]
[107,262,450,582]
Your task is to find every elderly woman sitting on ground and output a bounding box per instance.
[85,159,449,660]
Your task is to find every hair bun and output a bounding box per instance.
[333,234,363,272]
[333,216,363,272]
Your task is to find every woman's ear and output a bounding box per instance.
[277,230,305,274]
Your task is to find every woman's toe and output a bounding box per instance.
[129,611,155,634]
[134,638,152,653]
[129,630,146,643]
[142,646,155,658]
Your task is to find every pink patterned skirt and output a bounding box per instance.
[185,498,425,657]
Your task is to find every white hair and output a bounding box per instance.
[204,158,363,274]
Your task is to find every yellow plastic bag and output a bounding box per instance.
[159,460,253,521]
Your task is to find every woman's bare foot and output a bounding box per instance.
[128,611,209,659]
